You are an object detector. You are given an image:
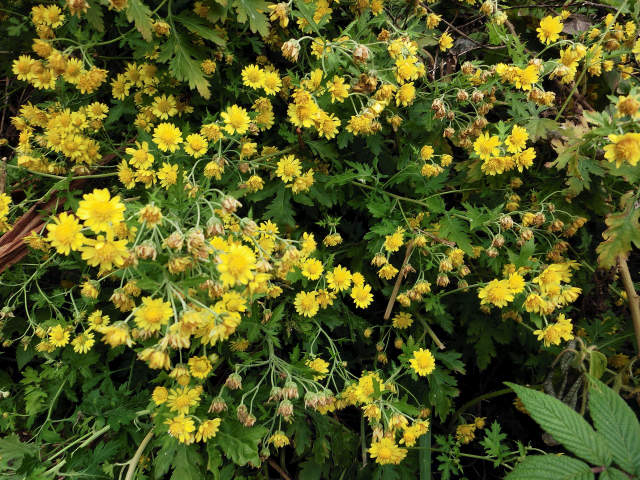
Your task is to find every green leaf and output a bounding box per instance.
[232,0,270,36]
[174,12,226,45]
[438,215,473,254]
[588,377,640,474]
[154,437,177,479]
[264,188,295,226]
[508,383,611,465]
[526,117,558,141]
[86,0,104,32]
[0,434,37,472]
[164,32,211,99]
[215,421,267,467]
[170,445,203,480]
[506,455,594,480]
[588,352,607,380]
[596,209,640,268]
[126,0,153,41]
[599,469,632,480]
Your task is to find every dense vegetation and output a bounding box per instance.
[0,0,639,478]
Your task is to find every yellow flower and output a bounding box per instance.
[507,273,526,294]
[217,244,256,286]
[351,283,373,308]
[71,331,95,353]
[439,32,453,51]
[603,132,640,168]
[392,312,413,329]
[241,64,265,89]
[409,348,436,376]
[505,125,528,153]
[269,431,290,448]
[165,415,196,444]
[276,155,302,182]
[426,13,441,29]
[184,133,208,158]
[474,132,501,160]
[327,75,350,103]
[157,162,178,188]
[301,258,323,280]
[48,324,70,347]
[262,71,282,95]
[306,357,330,380]
[46,212,85,255]
[395,82,416,107]
[126,141,154,169]
[221,105,251,135]
[295,290,319,317]
[151,94,177,119]
[196,418,221,442]
[537,15,564,45]
[188,355,213,379]
[368,437,407,465]
[76,188,125,233]
[152,122,183,152]
[167,386,202,415]
[80,233,129,272]
[478,279,514,308]
[384,227,404,252]
[326,265,352,291]
[134,297,173,332]
[152,386,169,404]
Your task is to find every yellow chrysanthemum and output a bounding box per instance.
[217,244,256,286]
[152,122,183,152]
[409,348,436,376]
[221,105,251,135]
[537,15,564,45]
[603,132,640,168]
[134,296,173,332]
[46,212,85,255]
[76,188,125,233]
[368,437,407,465]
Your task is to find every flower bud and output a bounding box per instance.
[225,373,243,390]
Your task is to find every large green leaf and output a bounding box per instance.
[126,0,153,41]
[508,383,611,465]
[170,445,203,480]
[174,12,226,45]
[596,209,640,268]
[0,434,38,472]
[506,455,594,480]
[232,0,270,36]
[161,32,211,99]
[215,421,267,467]
[588,377,640,474]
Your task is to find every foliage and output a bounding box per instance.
[0,0,639,479]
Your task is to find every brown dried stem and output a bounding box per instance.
[618,254,640,357]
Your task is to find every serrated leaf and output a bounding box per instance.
[588,377,640,474]
[508,383,611,465]
[126,0,153,41]
[174,12,226,45]
[526,118,558,141]
[165,33,211,99]
[506,455,594,480]
[264,188,295,226]
[0,434,38,472]
[596,209,640,268]
[215,421,267,467]
[86,0,104,32]
[439,215,473,254]
[170,445,203,480]
[233,0,270,36]
[599,469,632,480]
